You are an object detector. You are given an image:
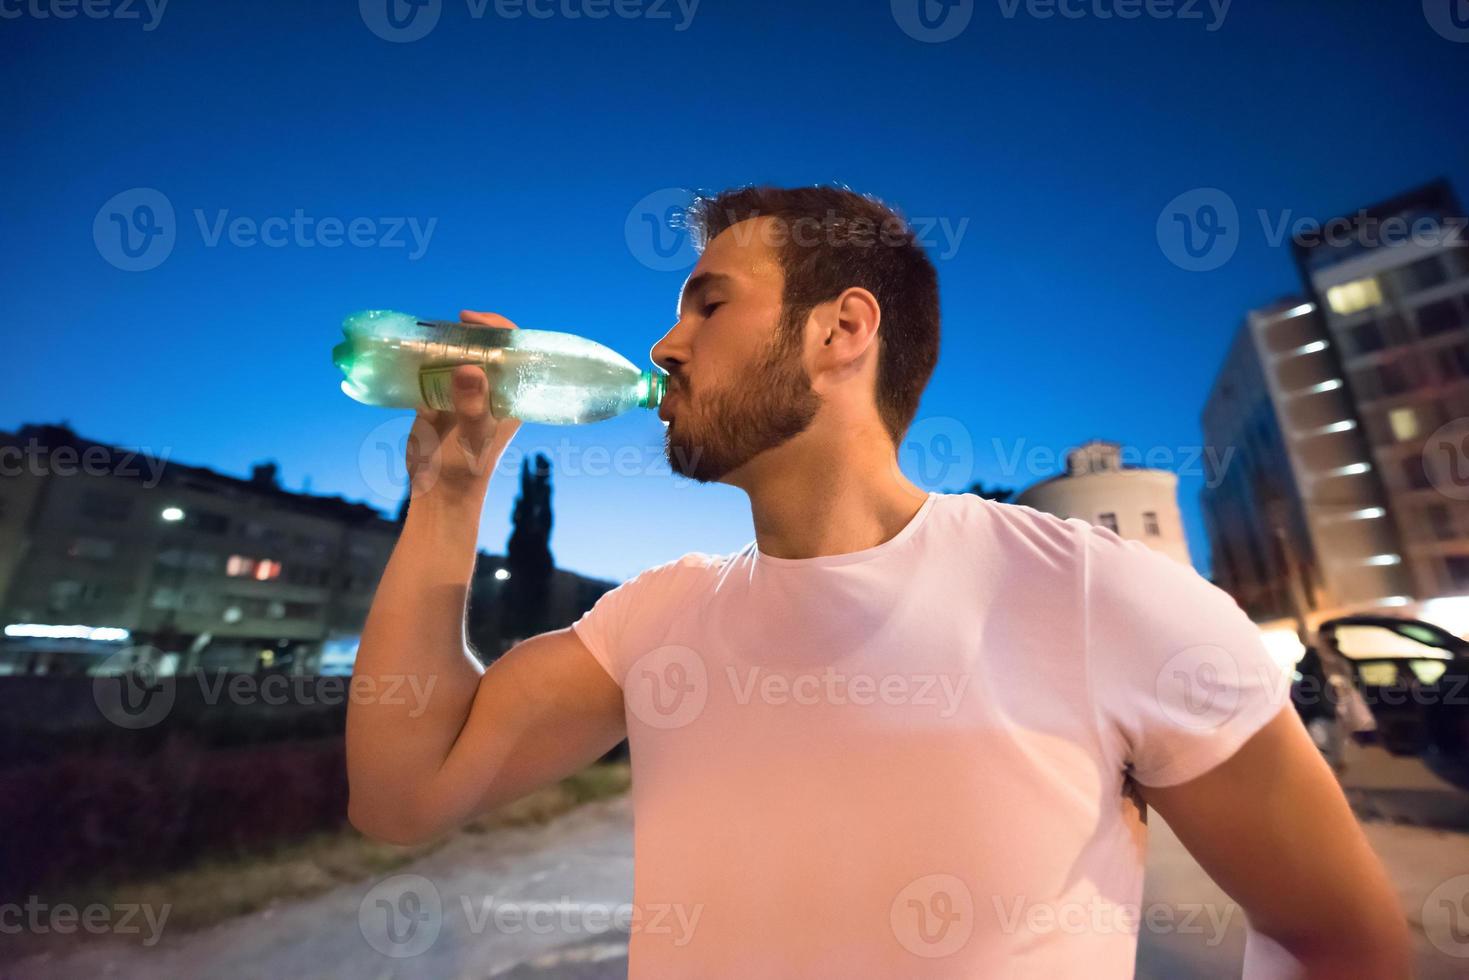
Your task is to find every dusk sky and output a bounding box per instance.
[5,1,1468,582]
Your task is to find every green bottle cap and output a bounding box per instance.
[638,371,667,410]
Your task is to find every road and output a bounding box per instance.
[8,745,1469,978]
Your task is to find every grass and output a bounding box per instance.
[18,763,631,951]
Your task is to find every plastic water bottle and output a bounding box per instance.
[332,310,666,425]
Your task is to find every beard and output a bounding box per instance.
[664,321,820,483]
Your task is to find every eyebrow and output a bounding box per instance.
[677,271,735,316]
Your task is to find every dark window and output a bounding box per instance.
[1377,361,1410,396]
[186,510,230,535]
[1349,321,1385,355]
[1417,297,1463,338]
[1447,556,1469,591]
[1143,511,1160,536]
[1098,512,1118,533]
[1427,504,1457,541]
[80,491,132,522]
[1437,344,1469,381]
[1395,256,1448,295]
[1404,455,1432,491]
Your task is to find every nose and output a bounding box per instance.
[651,319,691,379]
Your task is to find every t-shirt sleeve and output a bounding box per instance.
[1083,527,1291,788]
[570,553,712,687]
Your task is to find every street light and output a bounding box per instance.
[161,506,185,522]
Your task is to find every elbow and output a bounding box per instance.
[1258,917,1412,979]
[348,795,439,847]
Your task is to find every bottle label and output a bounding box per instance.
[419,367,458,412]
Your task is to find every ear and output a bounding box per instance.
[821,286,881,355]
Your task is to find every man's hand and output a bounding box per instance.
[1138,707,1412,978]
[406,310,522,503]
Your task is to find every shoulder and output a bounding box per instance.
[937,493,1096,570]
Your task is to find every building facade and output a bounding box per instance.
[1290,180,1469,601]
[1015,441,1191,565]
[1202,181,1469,625]
[0,425,401,675]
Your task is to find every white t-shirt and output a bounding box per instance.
[572,491,1288,977]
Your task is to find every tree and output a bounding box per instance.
[961,481,1016,503]
[504,453,555,640]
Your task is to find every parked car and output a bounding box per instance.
[1294,615,1469,790]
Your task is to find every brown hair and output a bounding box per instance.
[686,185,941,444]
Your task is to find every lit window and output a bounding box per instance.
[1388,407,1419,442]
[1325,277,1383,316]
[254,560,282,581]
[1143,511,1160,536]
[226,555,256,578]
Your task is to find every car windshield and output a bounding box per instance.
[1332,623,1455,661]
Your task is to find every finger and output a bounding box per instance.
[459,310,519,331]
[450,364,492,423]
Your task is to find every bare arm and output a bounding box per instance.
[1138,706,1411,979]
[345,310,626,845]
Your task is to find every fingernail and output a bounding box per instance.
[455,370,480,391]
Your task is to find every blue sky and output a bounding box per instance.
[4,0,1467,581]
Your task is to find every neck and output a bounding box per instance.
[731,419,930,560]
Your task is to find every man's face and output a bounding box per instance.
[650,218,821,484]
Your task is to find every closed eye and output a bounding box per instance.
[703,301,724,317]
